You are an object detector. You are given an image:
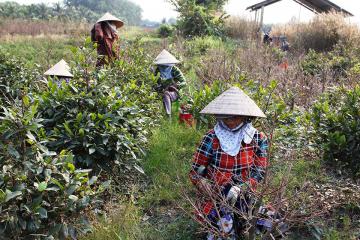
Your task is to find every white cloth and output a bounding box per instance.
[214,121,257,156]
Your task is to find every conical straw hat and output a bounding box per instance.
[200,87,266,118]
[44,59,73,78]
[96,12,124,28]
[154,49,180,65]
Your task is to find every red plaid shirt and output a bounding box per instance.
[190,129,268,187]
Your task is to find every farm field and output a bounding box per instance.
[1,1,360,239]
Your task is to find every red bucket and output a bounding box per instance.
[179,113,194,127]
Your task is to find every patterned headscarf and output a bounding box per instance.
[214,120,256,156]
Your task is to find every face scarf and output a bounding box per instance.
[158,64,174,80]
[214,120,257,156]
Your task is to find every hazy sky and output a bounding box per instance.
[2,0,360,25]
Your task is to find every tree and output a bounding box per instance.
[168,0,228,38]
[64,0,142,25]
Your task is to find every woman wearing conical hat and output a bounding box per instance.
[44,59,73,85]
[189,87,268,239]
[154,49,186,116]
[91,12,124,66]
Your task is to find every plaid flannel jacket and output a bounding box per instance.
[190,129,268,187]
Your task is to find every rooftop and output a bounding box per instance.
[246,0,353,16]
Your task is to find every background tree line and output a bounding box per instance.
[0,0,142,25]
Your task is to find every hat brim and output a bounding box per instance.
[98,20,124,28]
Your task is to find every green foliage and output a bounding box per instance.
[0,0,142,25]
[190,81,224,127]
[0,1,97,22]
[184,35,225,55]
[0,98,105,239]
[0,51,43,107]
[142,120,203,205]
[0,38,162,238]
[64,0,142,25]
[38,40,161,173]
[310,86,360,178]
[82,120,202,240]
[301,49,326,76]
[169,0,228,38]
[158,24,175,38]
[301,44,360,79]
[39,82,152,172]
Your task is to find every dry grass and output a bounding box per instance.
[271,11,360,51]
[0,18,91,37]
[188,39,360,108]
[225,16,258,40]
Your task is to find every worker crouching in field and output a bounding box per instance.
[91,12,124,67]
[44,59,73,85]
[189,87,268,240]
[154,49,186,116]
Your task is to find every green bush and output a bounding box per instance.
[38,40,161,173]
[0,99,105,239]
[184,36,224,56]
[158,24,174,38]
[170,0,228,38]
[0,52,43,107]
[0,39,162,238]
[301,49,326,76]
[310,86,360,178]
[190,81,224,127]
[39,82,153,171]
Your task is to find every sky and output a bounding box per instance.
[2,0,360,25]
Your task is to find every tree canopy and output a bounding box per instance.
[64,0,142,25]
[169,0,228,38]
[0,0,142,25]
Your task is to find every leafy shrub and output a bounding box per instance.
[0,52,42,106]
[301,49,326,76]
[190,81,224,127]
[158,24,174,38]
[301,43,358,81]
[170,0,228,38]
[0,99,105,239]
[310,86,360,178]
[0,39,162,238]
[39,80,158,173]
[184,35,225,56]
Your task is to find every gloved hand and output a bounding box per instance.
[226,186,241,206]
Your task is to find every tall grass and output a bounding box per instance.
[271,11,360,51]
[142,119,203,207]
[225,16,258,40]
[0,18,90,36]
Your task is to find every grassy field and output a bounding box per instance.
[0,26,155,72]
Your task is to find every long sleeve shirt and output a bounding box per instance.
[93,22,119,59]
[190,129,268,187]
[155,66,186,90]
